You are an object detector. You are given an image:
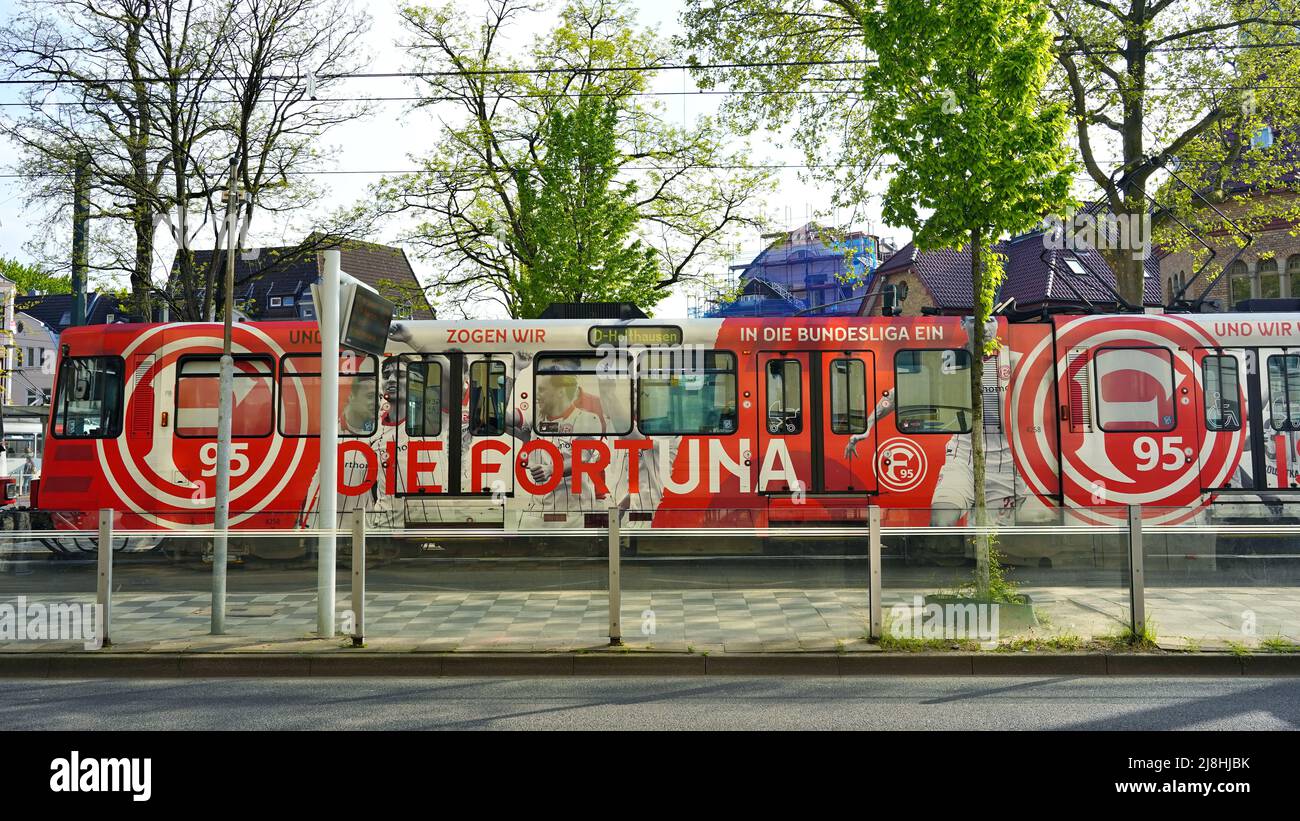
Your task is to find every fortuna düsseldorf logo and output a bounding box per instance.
[1010,315,1243,525]
[99,324,307,528]
[877,437,927,493]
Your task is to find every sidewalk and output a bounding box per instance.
[5,584,1297,653]
[3,584,1300,679]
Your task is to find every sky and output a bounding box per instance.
[0,0,899,318]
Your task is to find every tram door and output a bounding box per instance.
[756,350,877,495]
[396,352,514,525]
[1197,347,1300,492]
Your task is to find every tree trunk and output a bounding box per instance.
[132,204,154,321]
[969,227,989,597]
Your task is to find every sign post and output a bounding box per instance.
[317,250,340,637]
[313,255,394,638]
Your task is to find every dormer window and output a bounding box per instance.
[269,297,282,308]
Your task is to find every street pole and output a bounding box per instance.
[211,158,239,635]
[318,249,340,637]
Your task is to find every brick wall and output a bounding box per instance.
[1159,192,1300,309]
[861,266,944,316]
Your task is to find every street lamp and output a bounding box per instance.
[212,157,241,635]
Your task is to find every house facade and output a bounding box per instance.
[171,237,435,322]
[1159,193,1300,310]
[696,223,890,317]
[860,229,1164,317]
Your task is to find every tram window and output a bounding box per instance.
[830,359,867,435]
[468,359,508,436]
[52,356,123,439]
[1267,354,1300,431]
[175,357,274,438]
[534,353,632,436]
[1095,347,1176,432]
[279,353,378,438]
[1202,356,1241,432]
[764,359,802,435]
[894,349,971,434]
[402,359,443,437]
[637,350,738,435]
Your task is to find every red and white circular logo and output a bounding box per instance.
[98,324,306,528]
[1011,315,1242,525]
[876,437,928,493]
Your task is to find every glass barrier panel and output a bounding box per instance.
[357,509,608,650]
[619,507,869,651]
[1144,503,1300,649]
[0,516,101,651]
[880,506,1131,646]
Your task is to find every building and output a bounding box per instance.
[693,224,891,317]
[10,291,138,407]
[860,228,1163,317]
[171,236,435,322]
[1159,193,1300,311]
[11,310,58,406]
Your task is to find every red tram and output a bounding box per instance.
[30,312,1300,536]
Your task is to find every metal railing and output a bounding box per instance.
[10,502,1300,649]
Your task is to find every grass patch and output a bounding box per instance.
[878,633,982,652]
[1260,636,1300,654]
[995,633,1085,653]
[1094,622,1160,651]
[874,611,981,651]
[1227,641,1252,657]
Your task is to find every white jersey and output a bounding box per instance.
[525,403,607,519]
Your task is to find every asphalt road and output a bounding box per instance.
[1,677,1297,730]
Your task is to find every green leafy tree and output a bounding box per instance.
[864,0,1074,594]
[0,257,72,294]
[687,0,1073,593]
[682,1,885,213]
[514,95,660,317]
[379,0,771,318]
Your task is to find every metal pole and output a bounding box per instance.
[96,509,112,648]
[71,150,89,328]
[351,509,365,647]
[318,249,341,637]
[211,158,238,635]
[869,504,882,640]
[1128,505,1146,639]
[608,504,622,646]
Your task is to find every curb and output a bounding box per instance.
[3,652,1300,677]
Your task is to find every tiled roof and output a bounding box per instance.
[872,229,1163,313]
[171,234,434,320]
[14,292,139,332]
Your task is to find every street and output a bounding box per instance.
[1,677,1297,730]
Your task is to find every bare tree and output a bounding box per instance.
[1,0,173,313]
[182,0,371,321]
[1,0,373,320]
